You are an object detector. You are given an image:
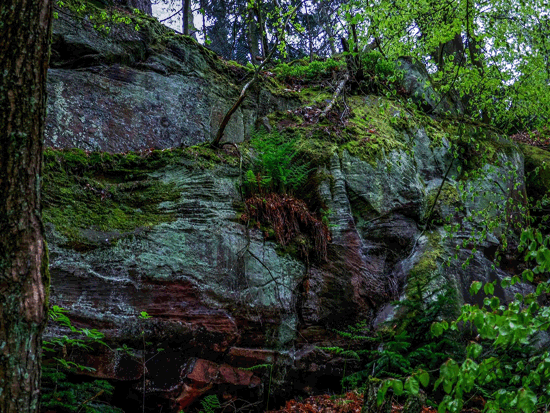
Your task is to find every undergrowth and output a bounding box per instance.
[321,275,464,406]
[41,306,123,413]
[275,58,344,83]
[241,129,330,261]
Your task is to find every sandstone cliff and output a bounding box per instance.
[42,6,547,413]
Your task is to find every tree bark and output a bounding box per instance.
[182,0,191,35]
[0,1,52,412]
[248,8,261,62]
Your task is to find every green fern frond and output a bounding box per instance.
[199,394,221,413]
[242,363,272,371]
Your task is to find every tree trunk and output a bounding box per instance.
[304,1,314,62]
[183,0,191,35]
[0,1,52,412]
[248,8,261,63]
[254,3,268,60]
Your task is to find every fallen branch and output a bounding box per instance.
[320,73,349,119]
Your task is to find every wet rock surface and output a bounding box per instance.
[42,11,541,412]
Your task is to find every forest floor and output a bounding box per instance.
[266,390,442,413]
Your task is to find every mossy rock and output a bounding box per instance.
[520,144,550,200]
[423,182,462,225]
[406,231,445,301]
[42,148,185,250]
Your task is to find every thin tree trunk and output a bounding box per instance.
[304,1,314,62]
[212,2,302,147]
[182,0,190,35]
[254,3,268,60]
[248,8,261,62]
[0,0,52,412]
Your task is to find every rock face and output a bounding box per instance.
[42,9,538,413]
[46,12,298,152]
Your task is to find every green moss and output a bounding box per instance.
[336,96,414,166]
[298,87,332,105]
[181,143,240,169]
[294,137,338,166]
[424,182,461,224]
[42,241,50,310]
[520,144,550,200]
[267,110,304,127]
[42,149,183,250]
[274,58,345,83]
[264,76,299,98]
[406,231,444,301]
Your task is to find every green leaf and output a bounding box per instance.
[417,370,430,387]
[470,281,482,295]
[391,379,403,395]
[431,322,444,337]
[377,381,391,406]
[517,388,537,413]
[404,376,420,395]
[484,282,495,296]
[467,342,483,359]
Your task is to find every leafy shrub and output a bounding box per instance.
[41,369,122,413]
[361,51,398,80]
[378,228,550,413]
[325,277,463,395]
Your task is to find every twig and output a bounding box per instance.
[77,390,104,413]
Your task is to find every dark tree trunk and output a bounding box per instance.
[183,0,191,35]
[248,8,261,62]
[304,1,314,62]
[0,1,52,412]
[254,3,268,60]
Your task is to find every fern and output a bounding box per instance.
[246,129,311,195]
[318,347,361,360]
[41,305,123,413]
[242,363,272,371]
[198,394,221,413]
